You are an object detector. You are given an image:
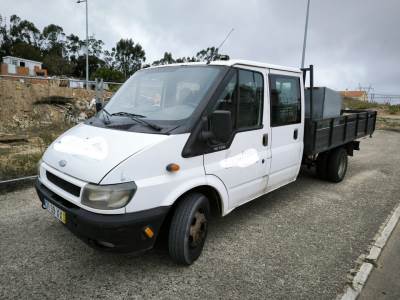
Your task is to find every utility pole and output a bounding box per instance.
[358,84,374,101]
[77,0,89,90]
[301,0,311,68]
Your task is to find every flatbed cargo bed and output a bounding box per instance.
[304,109,377,155]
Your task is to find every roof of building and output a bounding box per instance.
[148,59,302,73]
[2,56,43,65]
[340,90,367,97]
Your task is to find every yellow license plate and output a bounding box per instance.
[44,199,67,224]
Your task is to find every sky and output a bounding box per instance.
[1,0,400,94]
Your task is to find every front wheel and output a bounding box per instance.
[168,193,210,265]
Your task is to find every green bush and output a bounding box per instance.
[387,105,400,115]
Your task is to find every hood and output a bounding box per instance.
[43,123,169,183]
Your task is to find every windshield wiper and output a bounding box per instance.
[102,108,111,125]
[110,112,162,131]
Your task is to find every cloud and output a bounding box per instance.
[2,0,399,93]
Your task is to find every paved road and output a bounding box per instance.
[359,221,400,300]
[1,130,399,300]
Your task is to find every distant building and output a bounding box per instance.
[340,90,368,101]
[1,56,47,77]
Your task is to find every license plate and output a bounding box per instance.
[44,199,67,224]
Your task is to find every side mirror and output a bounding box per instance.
[209,110,232,143]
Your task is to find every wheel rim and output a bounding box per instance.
[338,154,347,178]
[189,210,207,249]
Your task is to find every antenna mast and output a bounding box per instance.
[207,28,234,64]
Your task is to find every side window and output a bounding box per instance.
[212,69,264,131]
[269,75,301,126]
[237,70,263,129]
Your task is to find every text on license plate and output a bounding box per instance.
[44,199,66,224]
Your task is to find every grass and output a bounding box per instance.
[343,97,400,116]
[0,123,74,181]
[0,152,42,180]
[388,105,400,115]
[342,97,381,110]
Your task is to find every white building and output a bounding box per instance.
[1,56,46,76]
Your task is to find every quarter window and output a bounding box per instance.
[269,75,301,126]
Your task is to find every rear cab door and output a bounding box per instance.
[266,69,304,191]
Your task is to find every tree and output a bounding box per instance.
[92,67,124,82]
[66,34,81,60]
[73,54,104,79]
[0,16,12,60]
[0,14,154,80]
[11,41,42,61]
[196,47,229,62]
[43,54,74,76]
[42,24,65,56]
[152,52,175,66]
[87,36,104,57]
[114,38,146,78]
[175,56,197,63]
[151,47,229,66]
[103,49,116,68]
[9,15,41,47]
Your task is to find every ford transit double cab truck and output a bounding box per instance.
[35,60,376,265]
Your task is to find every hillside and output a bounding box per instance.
[0,78,112,180]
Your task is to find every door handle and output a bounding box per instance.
[293,129,298,140]
[262,133,268,146]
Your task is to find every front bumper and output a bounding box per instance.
[35,179,170,253]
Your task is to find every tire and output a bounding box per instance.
[316,152,329,180]
[327,147,348,182]
[168,193,210,265]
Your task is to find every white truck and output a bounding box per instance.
[35,60,376,265]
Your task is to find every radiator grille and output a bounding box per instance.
[46,171,81,197]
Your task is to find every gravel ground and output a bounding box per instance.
[1,130,399,300]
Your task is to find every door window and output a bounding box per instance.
[213,72,237,128]
[269,75,301,126]
[237,70,263,129]
[213,69,264,131]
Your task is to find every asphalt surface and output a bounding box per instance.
[1,130,399,300]
[359,221,400,300]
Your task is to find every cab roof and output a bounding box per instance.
[147,59,301,74]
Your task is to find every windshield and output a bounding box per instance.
[105,66,224,122]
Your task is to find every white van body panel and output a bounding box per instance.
[101,134,230,214]
[42,123,169,183]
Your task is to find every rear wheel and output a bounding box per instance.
[168,193,210,265]
[327,147,348,182]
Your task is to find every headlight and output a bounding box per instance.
[82,182,137,210]
[37,159,42,178]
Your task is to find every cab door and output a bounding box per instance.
[203,67,271,210]
[266,70,304,191]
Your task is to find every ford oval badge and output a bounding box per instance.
[59,160,67,167]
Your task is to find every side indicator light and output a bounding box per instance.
[166,163,180,172]
[144,226,154,238]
